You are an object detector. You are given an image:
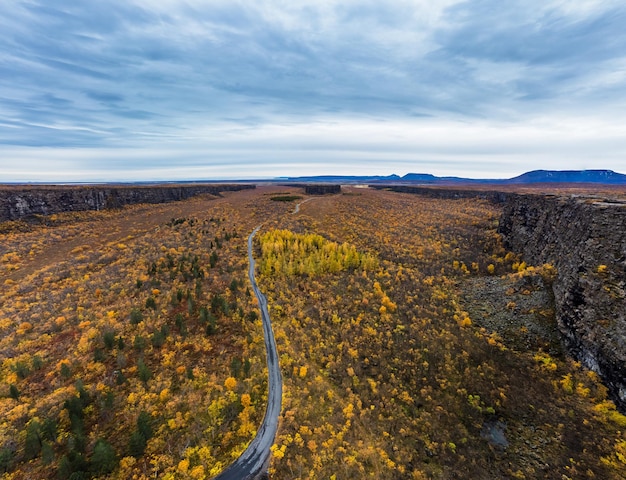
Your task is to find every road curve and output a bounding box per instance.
[213,226,283,480]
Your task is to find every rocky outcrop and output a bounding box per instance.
[375,184,626,411]
[370,184,509,202]
[0,184,255,222]
[304,184,341,195]
[498,194,626,410]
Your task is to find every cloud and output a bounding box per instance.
[0,0,625,180]
[2,116,625,182]
[434,0,626,112]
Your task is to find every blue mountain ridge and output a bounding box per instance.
[284,169,626,185]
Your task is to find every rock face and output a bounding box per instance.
[498,194,626,411]
[0,184,255,222]
[370,185,510,202]
[304,184,341,195]
[376,184,626,412]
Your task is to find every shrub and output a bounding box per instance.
[24,420,42,460]
[133,335,146,352]
[14,361,30,380]
[41,418,57,442]
[0,448,12,473]
[57,451,88,480]
[150,330,165,348]
[103,331,116,350]
[90,439,117,475]
[32,355,43,371]
[137,359,151,383]
[129,308,143,324]
[60,362,72,379]
[145,297,157,310]
[41,441,55,465]
[128,431,146,458]
[128,411,153,458]
[9,384,19,400]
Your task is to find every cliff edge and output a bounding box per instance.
[499,194,626,410]
[375,184,626,412]
[0,184,255,222]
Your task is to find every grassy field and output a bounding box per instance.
[1,186,625,479]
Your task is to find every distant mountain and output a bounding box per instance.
[400,173,439,182]
[507,169,626,184]
[283,169,626,185]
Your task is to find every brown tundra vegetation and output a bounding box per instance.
[1,186,625,479]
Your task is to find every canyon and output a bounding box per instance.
[3,183,625,413]
[499,194,626,411]
[379,185,626,411]
[0,184,254,222]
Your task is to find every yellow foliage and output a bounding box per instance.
[118,456,137,473]
[381,296,397,313]
[224,376,237,391]
[177,458,189,474]
[259,229,377,277]
[190,465,206,479]
[457,316,472,327]
[271,443,286,460]
[560,374,574,394]
[56,359,71,372]
[616,440,626,464]
[594,401,626,428]
[16,322,33,335]
[534,352,558,371]
[0,317,11,331]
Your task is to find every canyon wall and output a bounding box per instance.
[0,184,255,222]
[376,184,626,410]
[304,184,341,195]
[498,194,626,410]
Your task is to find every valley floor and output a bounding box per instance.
[1,186,625,479]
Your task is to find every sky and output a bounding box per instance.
[1,0,626,182]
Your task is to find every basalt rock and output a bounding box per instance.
[0,184,255,222]
[498,194,626,411]
[376,184,626,412]
[304,184,341,195]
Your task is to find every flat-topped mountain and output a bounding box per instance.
[508,169,626,184]
[283,169,626,185]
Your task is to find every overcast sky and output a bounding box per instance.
[1,0,626,182]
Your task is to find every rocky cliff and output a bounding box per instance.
[498,194,626,410]
[304,184,341,195]
[376,184,626,411]
[0,184,255,222]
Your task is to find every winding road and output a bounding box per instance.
[213,226,283,480]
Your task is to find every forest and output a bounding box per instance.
[1,186,626,479]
